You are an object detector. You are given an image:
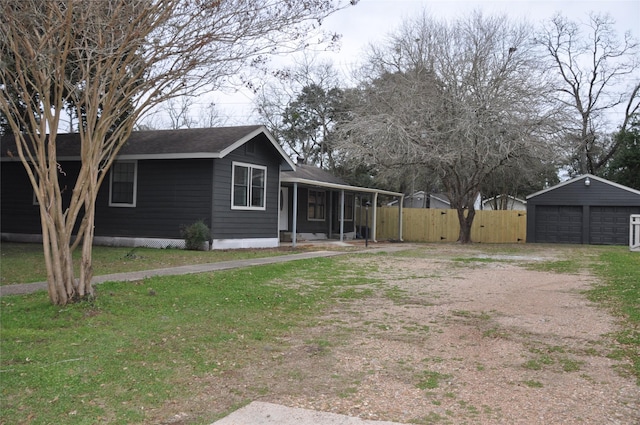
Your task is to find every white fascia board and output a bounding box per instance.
[218,125,296,171]
[482,195,527,205]
[1,152,223,162]
[55,153,223,162]
[430,194,451,206]
[281,177,403,198]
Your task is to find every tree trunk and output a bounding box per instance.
[38,183,95,305]
[456,207,476,244]
[41,215,75,305]
[77,188,97,299]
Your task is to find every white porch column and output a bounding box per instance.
[292,182,298,248]
[339,189,345,242]
[328,189,333,238]
[372,192,379,242]
[398,194,404,241]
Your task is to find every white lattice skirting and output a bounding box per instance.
[631,215,640,252]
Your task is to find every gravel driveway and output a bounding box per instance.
[158,244,639,425]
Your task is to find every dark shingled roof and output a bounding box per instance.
[117,125,264,156]
[526,173,640,199]
[281,163,348,185]
[1,125,289,161]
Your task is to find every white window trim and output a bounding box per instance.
[307,189,326,221]
[344,193,354,222]
[231,161,267,211]
[109,160,138,208]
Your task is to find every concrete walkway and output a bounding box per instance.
[0,244,409,297]
[212,401,403,425]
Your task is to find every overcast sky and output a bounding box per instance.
[322,0,640,72]
[166,0,640,126]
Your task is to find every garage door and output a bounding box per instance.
[590,206,640,245]
[535,206,583,243]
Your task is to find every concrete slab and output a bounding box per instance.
[211,401,403,425]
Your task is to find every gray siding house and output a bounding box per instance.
[482,195,527,211]
[1,126,295,250]
[526,174,640,245]
[387,191,482,210]
[393,191,450,209]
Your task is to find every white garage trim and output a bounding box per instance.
[631,215,640,252]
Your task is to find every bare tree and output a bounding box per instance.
[199,102,227,128]
[537,13,640,175]
[340,11,557,243]
[165,96,199,129]
[135,98,226,130]
[0,0,356,305]
[255,55,346,168]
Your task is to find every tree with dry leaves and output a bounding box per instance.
[0,0,356,305]
[537,13,640,175]
[339,11,558,243]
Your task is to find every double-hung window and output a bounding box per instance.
[232,162,266,210]
[308,189,326,221]
[109,161,137,207]
[344,194,354,221]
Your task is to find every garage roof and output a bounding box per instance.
[526,174,640,199]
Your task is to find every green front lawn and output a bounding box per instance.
[588,247,640,383]
[1,256,374,424]
[0,242,314,285]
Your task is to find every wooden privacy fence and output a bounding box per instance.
[364,207,527,243]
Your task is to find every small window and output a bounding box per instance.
[232,162,266,210]
[308,189,326,221]
[109,161,137,207]
[344,194,354,221]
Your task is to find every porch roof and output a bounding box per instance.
[281,164,403,198]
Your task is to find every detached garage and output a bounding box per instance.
[526,174,640,245]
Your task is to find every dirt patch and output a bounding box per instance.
[153,245,639,425]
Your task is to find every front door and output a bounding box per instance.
[279,187,289,231]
